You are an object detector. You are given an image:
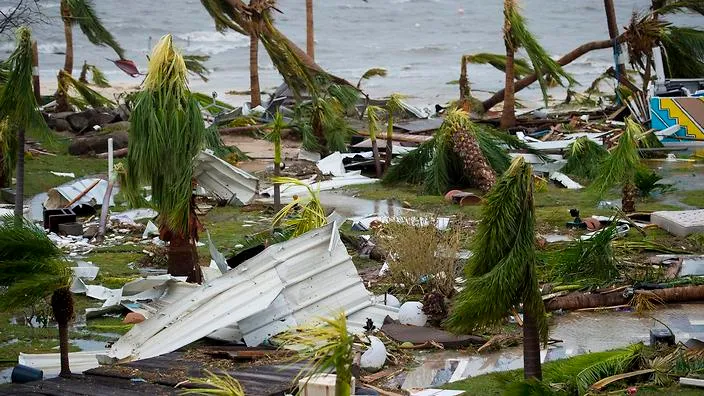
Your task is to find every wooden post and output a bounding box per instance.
[273,162,281,211]
[306,0,314,60]
[32,41,40,102]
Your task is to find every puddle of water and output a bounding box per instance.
[646,161,704,192]
[403,303,704,389]
[71,339,109,351]
[0,367,12,383]
[318,191,412,219]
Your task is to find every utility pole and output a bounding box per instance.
[306,0,314,60]
[603,0,626,76]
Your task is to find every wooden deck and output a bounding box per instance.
[0,348,306,395]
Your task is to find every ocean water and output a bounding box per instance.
[0,0,701,107]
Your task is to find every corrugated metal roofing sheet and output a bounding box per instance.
[194,150,259,205]
[105,222,398,363]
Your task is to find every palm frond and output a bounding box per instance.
[357,67,387,89]
[591,119,645,196]
[275,312,354,395]
[466,53,534,79]
[0,27,48,138]
[184,54,211,82]
[562,137,608,180]
[66,0,124,59]
[124,35,205,237]
[382,138,435,185]
[0,216,71,311]
[265,112,285,164]
[505,1,576,105]
[446,157,548,344]
[60,70,115,109]
[655,0,704,15]
[80,62,110,87]
[574,343,644,394]
[660,26,704,78]
[180,370,245,396]
[365,105,384,141]
[542,223,619,287]
[271,177,327,238]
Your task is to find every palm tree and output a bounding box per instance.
[445,157,547,380]
[365,105,384,177]
[591,119,647,213]
[306,0,314,60]
[500,0,575,129]
[384,94,405,171]
[121,35,205,283]
[0,27,48,221]
[56,0,124,111]
[0,217,74,377]
[266,112,286,207]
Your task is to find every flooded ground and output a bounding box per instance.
[399,303,704,390]
[319,190,412,220]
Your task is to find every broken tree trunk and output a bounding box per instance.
[545,285,704,311]
[481,35,627,112]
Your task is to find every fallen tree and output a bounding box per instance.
[480,35,626,112]
[545,285,704,311]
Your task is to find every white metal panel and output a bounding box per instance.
[45,178,117,209]
[194,150,259,205]
[19,350,108,376]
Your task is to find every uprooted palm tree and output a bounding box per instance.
[0,217,74,377]
[0,27,49,221]
[121,35,205,283]
[383,109,540,194]
[591,119,649,213]
[500,0,575,128]
[201,0,360,153]
[445,157,547,380]
[56,0,124,111]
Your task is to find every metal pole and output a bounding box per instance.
[107,138,114,182]
[603,0,625,75]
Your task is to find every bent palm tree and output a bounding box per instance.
[500,0,575,129]
[365,105,384,177]
[591,118,647,213]
[121,35,205,283]
[57,0,124,111]
[0,27,48,221]
[445,157,547,380]
[0,217,74,377]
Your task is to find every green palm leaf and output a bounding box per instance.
[123,35,205,237]
[505,0,576,105]
[66,0,124,59]
[446,157,547,344]
[466,53,534,79]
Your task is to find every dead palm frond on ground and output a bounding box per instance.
[561,137,609,181]
[271,177,326,238]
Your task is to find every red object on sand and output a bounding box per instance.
[111,59,141,77]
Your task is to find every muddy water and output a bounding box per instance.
[402,303,704,389]
[646,160,704,192]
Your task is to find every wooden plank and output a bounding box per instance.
[680,377,704,388]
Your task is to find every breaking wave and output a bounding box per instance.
[175,30,248,55]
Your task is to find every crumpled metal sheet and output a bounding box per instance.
[104,222,398,363]
[193,150,259,205]
[44,178,117,209]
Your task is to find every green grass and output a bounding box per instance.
[680,190,704,208]
[85,251,142,289]
[23,151,107,197]
[199,206,272,257]
[86,316,133,335]
[444,349,703,395]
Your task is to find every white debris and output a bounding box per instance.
[194,150,259,205]
[142,221,158,239]
[550,172,583,189]
[398,302,428,327]
[50,171,75,178]
[360,336,387,371]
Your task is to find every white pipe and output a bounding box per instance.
[107,138,114,182]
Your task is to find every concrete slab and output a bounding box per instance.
[651,210,704,237]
